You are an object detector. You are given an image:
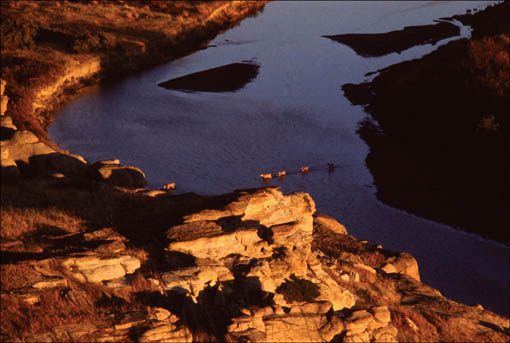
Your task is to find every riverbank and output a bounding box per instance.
[1,0,268,145]
[1,2,509,341]
[343,1,509,244]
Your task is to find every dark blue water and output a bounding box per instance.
[50,1,508,316]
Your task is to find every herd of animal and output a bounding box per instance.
[259,163,335,180]
[162,164,336,191]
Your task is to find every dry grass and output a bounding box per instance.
[0,263,39,290]
[0,179,169,341]
[0,0,267,143]
[312,224,397,270]
[390,305,440,342]
[466,34,510,98]
[0,265,156,341]
[0,206,84,241]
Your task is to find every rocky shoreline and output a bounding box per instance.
[1,1,509,342]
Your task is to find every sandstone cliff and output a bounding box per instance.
[1,2,509,342]
[1,177,508,342]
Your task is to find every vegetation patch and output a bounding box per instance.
[276,274,320,303]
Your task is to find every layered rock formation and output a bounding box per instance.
[1,183,508,342]
[1,2,509,342]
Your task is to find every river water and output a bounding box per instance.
[50,1,508,316]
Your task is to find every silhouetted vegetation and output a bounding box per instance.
[342,1,510,243]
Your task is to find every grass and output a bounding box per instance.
[0,0,267,144]
[0,206,84,241]
[312,223,396,269]
[0,179,164,341]
[0,255,157,341]
[0,281,151,342]
[466,34,510,97]
[390,306,440,342]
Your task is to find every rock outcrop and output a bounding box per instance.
[91,160,147,188]
[164,188,355,315]
[1,183,509,342]
[0,79,7,116]
[0,110,147,187]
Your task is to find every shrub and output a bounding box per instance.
[276,275,320,303]
[72,32,117,54]
[0,17,38,51]
[477,114,501,134]
[465,34,510,98]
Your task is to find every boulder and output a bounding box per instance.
[307,254,356,311]
[345,310,374,335]
[61,255,140,283]
[386,252,421,281]
[8,130,39,145]
[344,330,370,343]
[30,152,89,177]
[182,187,315,229]
[0,95,7,116]
[2,132,55,169]
[313,212,348,235]
[32,277,68,289]
[168,227,268,260]
[372,325,398,342]
[139,320,192,342]
[368,306,391,330]
[92,164,146,188]
[92,159,120,168]
[261,313,331,342]
[1,115,16,130]
[242,188,315,230]
[149,307,172,321]
[136,189,167,197]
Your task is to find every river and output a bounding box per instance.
[49,1,508,316]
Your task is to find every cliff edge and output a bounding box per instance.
[1,178,508,342]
